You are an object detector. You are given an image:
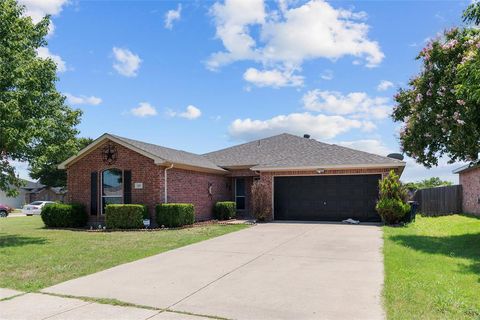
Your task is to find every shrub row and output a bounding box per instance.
[42,200,238,229]
[41,203,88,228]
[213,201,236,220]
[105,204,146,229]
[156,203,195,228]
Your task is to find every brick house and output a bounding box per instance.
[59,133,405,224]
[453,164,480,215]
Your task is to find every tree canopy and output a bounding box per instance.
[404,177,453,191]
[392,3,480,168]
[0,0,82,195]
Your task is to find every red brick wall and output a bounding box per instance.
[460,168,480,215]
[258,167,399,221]
[66,140,163,224]
[166,168,231,221]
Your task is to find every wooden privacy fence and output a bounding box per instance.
[413,185,462,216]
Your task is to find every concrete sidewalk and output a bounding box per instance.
[0,292,211,320]
[42,222,384,320]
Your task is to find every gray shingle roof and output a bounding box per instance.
[204,133,404,169]
[111,135,226,172]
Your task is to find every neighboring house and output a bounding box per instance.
[24,186,67,203]
[0,182,28,209]
[59,133,406,224]
[453,164,480,215]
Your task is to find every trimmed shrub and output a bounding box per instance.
[376,198,411,225]
[105,204,145,229]
[213,201,236,220]
[140,205,149,220]
[156,203,195,228]
[376,170,411,224]
[251,180,271,222]
[41,203,87,228]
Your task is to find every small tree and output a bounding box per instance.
[251,180,271,222]
[376,170,410,225]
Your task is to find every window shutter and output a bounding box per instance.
[124,170,132,204]
[90,172,98,216]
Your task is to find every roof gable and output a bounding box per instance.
[58,134,226,173]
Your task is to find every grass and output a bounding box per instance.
[0,216,248,292]
[383,214,480,320]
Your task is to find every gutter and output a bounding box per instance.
[164,164,174,203]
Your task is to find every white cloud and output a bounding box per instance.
[167,105,202,120]
[180,105,202,119]
[18,0,68,35]
[208,0,384,76]
[377,80,394,91]
[243,67,303,88]
[337,139,462,183]
[36,47,67,72]
[207,0,266,70]
[19,0,67,23]
[165,4,182,29]
[65,93,102,106]
[131,102,157,117]
[302,90,391,119]
[229,112,362,141]
[112,47,142,77]
[401,157,463,184]
[320,69,334,80]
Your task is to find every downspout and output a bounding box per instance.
[164,164,174,203]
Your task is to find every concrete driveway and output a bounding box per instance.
[43,222,384,320]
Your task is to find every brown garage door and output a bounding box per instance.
[274,175,381,222]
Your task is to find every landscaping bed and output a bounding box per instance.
[383,214,480,319]
[0,216,249,292]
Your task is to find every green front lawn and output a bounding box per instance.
[384,214,480,319]
[0,216,248,292]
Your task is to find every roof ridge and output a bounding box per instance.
[110,134,225,172]
[203,133,300,156]
[329,143,404,163]
[111,134,200,156]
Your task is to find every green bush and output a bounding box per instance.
[105,204,145,229]
[213,201,236,220]
[376,170,411,224]
[376,198,411,225]
[41,203,87,228]
[156,203,195,228]
[140,205,149,220]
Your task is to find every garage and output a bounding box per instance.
[273,174,382,222]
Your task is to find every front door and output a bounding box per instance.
[235,178,246,211]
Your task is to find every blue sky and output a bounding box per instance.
[17,0,471,183]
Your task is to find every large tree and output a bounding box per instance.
[29,137,93,187]
[392,3,480,167]
[0,0,82,195]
